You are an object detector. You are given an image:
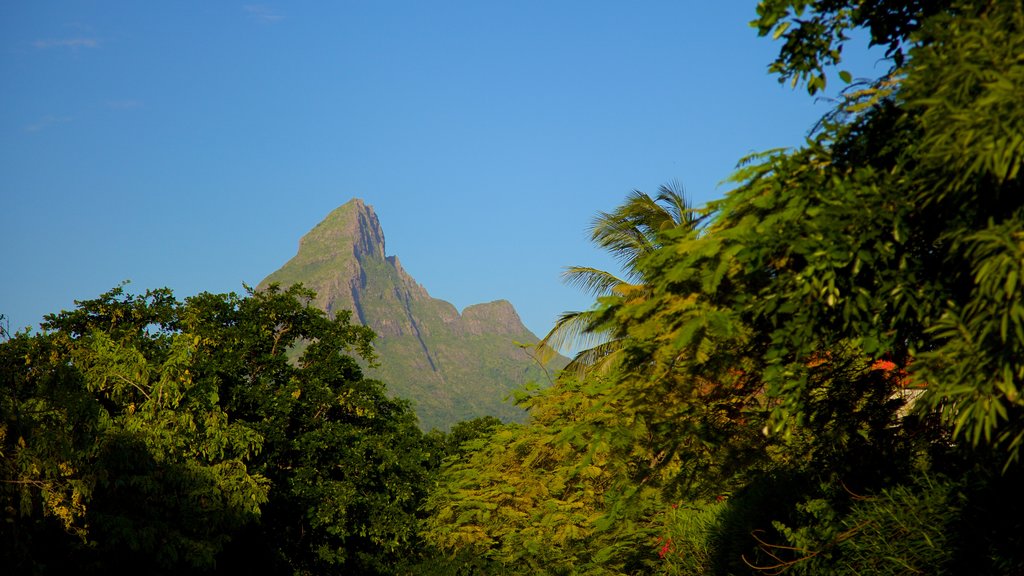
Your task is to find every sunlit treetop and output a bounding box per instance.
[753,0,953,93]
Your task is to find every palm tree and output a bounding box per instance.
[539,181,700,376]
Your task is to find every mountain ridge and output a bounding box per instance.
[259,199,558,430]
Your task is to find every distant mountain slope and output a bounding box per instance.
[259,199,560,430]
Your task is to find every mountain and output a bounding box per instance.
[258,199,559,430]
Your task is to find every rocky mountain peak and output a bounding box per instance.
[259,199,563,430]
[300,198,386,262]
[460,300,526,335]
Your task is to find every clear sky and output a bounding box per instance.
[1,2,885,341]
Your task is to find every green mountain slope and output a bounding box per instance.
[259,199,560,430]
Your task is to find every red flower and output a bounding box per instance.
[658,539,672,558]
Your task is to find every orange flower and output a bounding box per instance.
[871,359,897,372]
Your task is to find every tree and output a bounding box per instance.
[752,0,953,94]
[185,284,437,575]
[1,285,268,573]
[444,1,1024,573]
[423,375,679,575]
[538,182,700,376]
[1,283,438,575]
[592,0,1024,571]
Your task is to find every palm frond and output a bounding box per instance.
[595,224,656,276]
[620,189,676,234]
[561,339,625,378]
[541,183,698,379]
[561,266,628,298]
[657,180,699,231]
[590,209,656,269]
[536,309,614,363]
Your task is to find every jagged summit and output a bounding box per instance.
[302,198,386,260]
[263,199,426,319]
[259,199,558,430]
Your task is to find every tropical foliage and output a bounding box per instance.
[0,284,442,575]
[424,0,1024,574]
[538,183,700,376]
[4,0,1023,574]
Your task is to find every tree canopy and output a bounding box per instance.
[4,1,1022,574]
[424,0,1024,574]
[538,183,700,377]
[1,284,441,575]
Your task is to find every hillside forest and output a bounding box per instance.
[3,1,1023,574]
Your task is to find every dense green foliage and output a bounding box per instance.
[538,183,699,377]
[5,1,1022,574]
[423,0,1024,574]
[1,284,443,575]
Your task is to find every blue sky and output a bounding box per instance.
[1,2,885,341]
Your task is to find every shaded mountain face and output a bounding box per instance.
[259,199,556,430]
